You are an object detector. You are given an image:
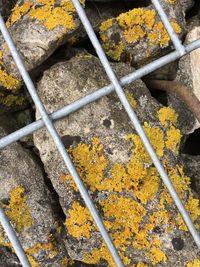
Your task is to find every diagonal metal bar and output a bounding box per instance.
[0,14,124,267]
[1,38,200,149]
[71,0,200,249]
[0,207,31,267]
[151,0,185,55]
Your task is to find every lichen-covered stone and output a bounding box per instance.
[0,124,71,266]
[168,27,200,135]
[0,0,85,114]
[99,0,190,67]
[34,55,200,266]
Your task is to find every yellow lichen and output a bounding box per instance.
[64,202,93,239]
[145,247,167,265]
[125,91,137,108]
[0,94,25,107]
[186,259,200,267]
[157,106,178,127]
[3,186,33,232]
[123,26,145,44]
[6,2,32,27]
[60,257,74,266]
[0,68,20,90]
[99,18,113,32]
[168,0,177,4]
[165,126,182,153]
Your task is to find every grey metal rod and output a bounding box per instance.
[71,0,200,249]
[0,207,31,267]
[1,38,200,149]
[151,0,185,55]
[0,14,124,267]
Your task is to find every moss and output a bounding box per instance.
[63,106,200,266]
[2,186,33,232]
[100,7,181,62]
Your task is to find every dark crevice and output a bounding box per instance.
[180,128,200,155]
[143,80,168,106]
[186,0,200,20]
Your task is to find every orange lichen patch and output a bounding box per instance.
[145,247,167,265]
[148,20,181,47]
[29,0,85,31]
[99,18,114,32]
[64,202,94,239]
[100,7,181,61]
[6,2,32,27]
[165,126,182,152]
[3,186,33,232]
[60,257,74,266]
[157,106,178,127]
[0,68,20,90]
[186,259,200,267]
[124,25,145,44]
[27,255,39,267]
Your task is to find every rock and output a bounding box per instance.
[168,27,200,135]
[0,246,22,267]
[34,55,200,266]
[0,0,85,114]
[0,124,71,266]
[99,0,189,67]
[179,154,200,198]
[0,0,17,20]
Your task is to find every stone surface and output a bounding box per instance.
[34,55,200,266]
[0,0,85,114]
[0,123,70,266]
[98,0,190,67]
[179,154,200,198]
[168,26,200,135]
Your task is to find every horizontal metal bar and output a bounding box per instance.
[71,0,200,250]
[0,207,31,267]
[1,38,200,149]
[0,14,123,267]
[151,0,185,56]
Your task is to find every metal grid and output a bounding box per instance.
[0,0,200,266]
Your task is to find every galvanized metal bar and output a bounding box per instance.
[0,207,31,267]
[1,38,200,149]
[71,0,200,249]
[0,14,124,267]
[151,0,185,55]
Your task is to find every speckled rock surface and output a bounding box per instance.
[34,55,200,266]
[0,124,70,266]
[0,0,85,114]
[98,0,191,67]
[168,27,200,135]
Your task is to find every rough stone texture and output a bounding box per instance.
[168,27,200,135]
[34,55,200,266]
[0,123,70,266]
[98,0,191,68]
[0,0,85,114]
[179,154,200,198]
[0,0,17,20]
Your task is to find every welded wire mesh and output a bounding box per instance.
[0,0,200,266]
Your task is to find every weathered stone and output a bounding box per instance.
[0,124,71,266]
[179,154,200,198]
[0,0,85,114]
[34,55,200,266]
[168,27,200,134]
[99,0,190,67]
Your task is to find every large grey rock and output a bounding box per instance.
[168,27,200,135]
[34,55,200,266]
[0,124,70,266]
[99,0,191,67]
